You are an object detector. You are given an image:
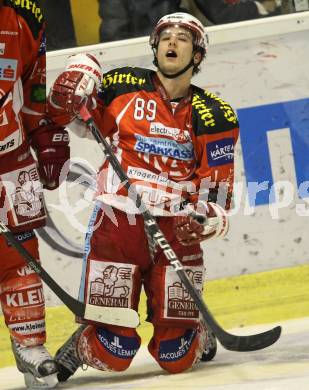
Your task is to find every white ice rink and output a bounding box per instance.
[1,317,309,390]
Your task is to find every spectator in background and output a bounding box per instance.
[99,0,283,43]
[40,0,77,50]
[191,0,282,25]
[99,0,183,42]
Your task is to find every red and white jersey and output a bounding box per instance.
[88,67,239,215]
[0,1,47,231]
[0,1,46,161]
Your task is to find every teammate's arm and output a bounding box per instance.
[21,21,70,190]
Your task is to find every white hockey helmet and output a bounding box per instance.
[149,12,208,54]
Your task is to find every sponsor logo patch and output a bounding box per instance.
[205,91,238,125]
[5,286,44,308]
[102,71,146,89]
[14,230,35,243]
[31,84,45,103]
[0,129,19,152]
[0,138,15,151]
[0,31,18,36]
[0,59,17,81]
[8,319,45,335]
[164,266,204,320]
[134,134,194,161]
[192,94,215,127]
[87,260,135,308]
[206,138,234,167]
[96,328,139,359]
[127,166,183,189]
[17,264,36,277]
[159,329,196,362]
[149,122,192,142]
[1,163,46,226]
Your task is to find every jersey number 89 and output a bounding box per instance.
[134,98,157,121]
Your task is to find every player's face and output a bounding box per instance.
[156,26,194,75]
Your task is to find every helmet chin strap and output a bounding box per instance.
[153,49,195,79]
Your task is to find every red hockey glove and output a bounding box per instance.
[47,53,102,126]
[174,201,229,246]
[30,125,70,190]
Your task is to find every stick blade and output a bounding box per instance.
[220,325,282,352]
[84,304,140,328]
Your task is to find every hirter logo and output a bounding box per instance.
[0,59,17,81]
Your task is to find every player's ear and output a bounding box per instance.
[193,51,202,65]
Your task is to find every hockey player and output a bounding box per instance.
[48,12,238,381]
[0,0,70,388]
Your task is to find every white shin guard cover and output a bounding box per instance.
[0,161,46,229]
[83,259,140,312]
[150,263,205,326]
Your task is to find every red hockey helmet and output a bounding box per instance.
[149,12,208,55]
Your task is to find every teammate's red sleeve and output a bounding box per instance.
[17,18,70,190]
[19,17,47,135]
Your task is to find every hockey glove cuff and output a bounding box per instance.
[174,201,229,246]
[47,53,102,126]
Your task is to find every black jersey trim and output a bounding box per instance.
[99,67,156,106]
[191,86,239,135]
[6,0,44,39]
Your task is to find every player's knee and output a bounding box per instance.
[78,324,141,371]
[148,328,200,374]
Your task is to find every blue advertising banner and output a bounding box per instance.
[237,98,309,206]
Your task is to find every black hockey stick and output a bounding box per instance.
[79,105,281,352]
[0,222,139,328]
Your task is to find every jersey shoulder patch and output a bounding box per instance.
[7,0,44,39]
[99,67,156,106]
[191,86,239,136]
